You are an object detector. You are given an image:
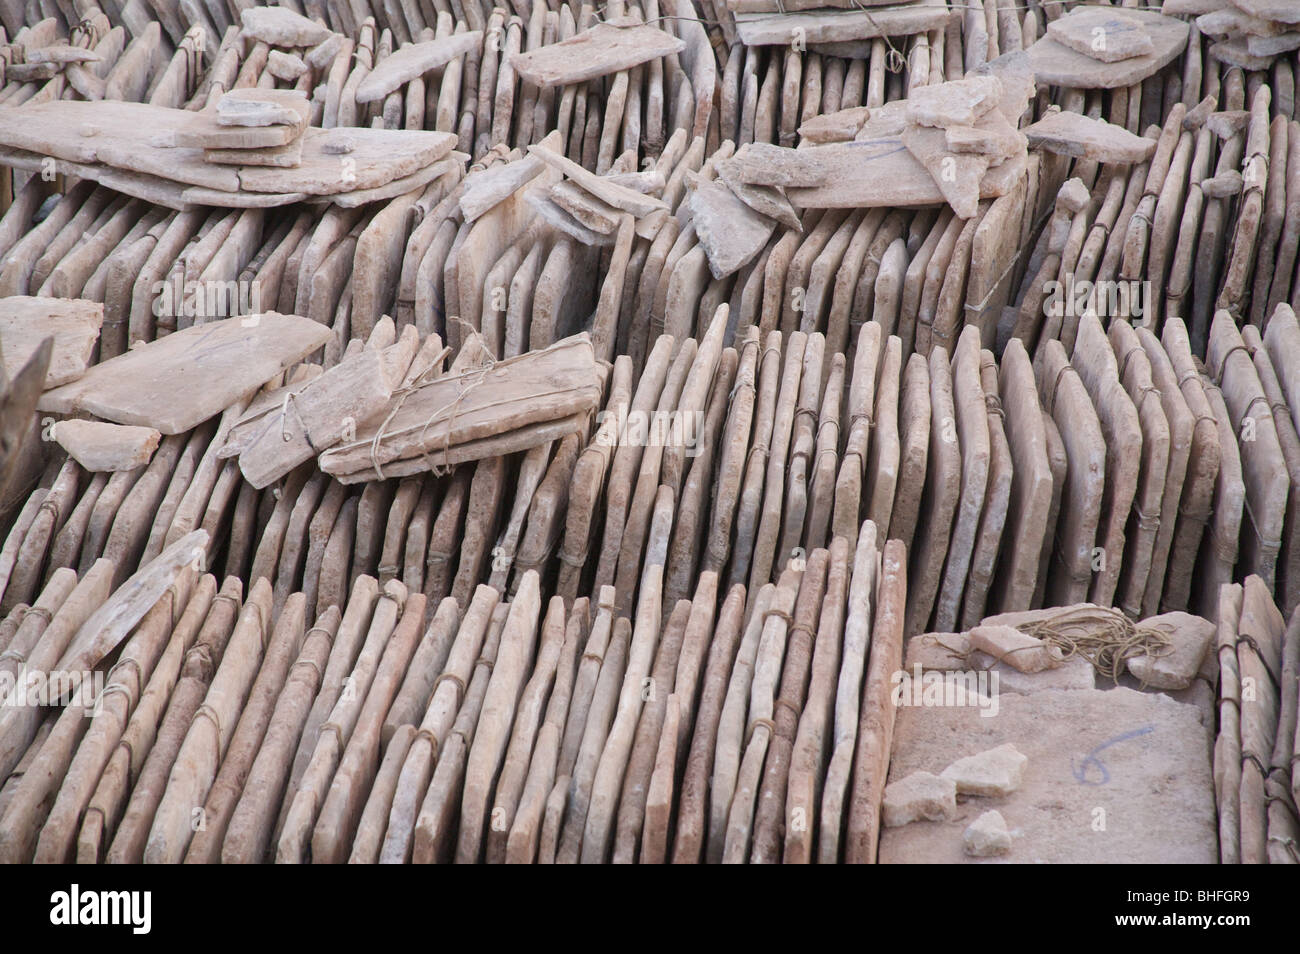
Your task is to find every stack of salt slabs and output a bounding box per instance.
[1212,577,1300,864]
[202,89,313,170]
[317,333,607,483]
[1180,0,1300,72]
[709,60,1033,237]
[1025,5,1190,89]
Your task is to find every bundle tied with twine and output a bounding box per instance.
[1012,606,1175,683]
[936,606,1176,683]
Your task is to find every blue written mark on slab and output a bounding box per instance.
[1071,725,1155,786]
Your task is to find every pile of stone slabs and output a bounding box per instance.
[0,100,462,210]
[1192,0,1300,71]
[1024,5,1190,89]
[201,90,313,170]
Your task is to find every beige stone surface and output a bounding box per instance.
[1025,7,1190,88]
[880,688,1216,863]
[963,809,1013,856]
[38,314,333,435]
[510,19,685,88]
[881,771,956,828]
[52,419,160,472]
[0,296,103,389]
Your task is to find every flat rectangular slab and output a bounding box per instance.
[1040,339,1106,606]
[1071,316,1141,610]
[879,687,1216,863]
[784,140,1023,210]
[0,295,103,388]
[510,19,686,87]
[357,32,483,103]
[990,339,1051,613]
[735,0,950,46]
[38,313,333,434]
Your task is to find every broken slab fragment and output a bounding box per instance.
[1025,7,1190,89]
[1228,0,1300,24]
[236,126,459,196]
[510,18,686,88]
[216,89,311,130]
[714,160,802,230]
[460,154,547,222]
[798,106,871,143]
[205,136,305,169]
[963,810,1013,857]
[52,419,160,472]
[905,76,1002,129]
[726,141,835,188]
[527,144,668,216]
[1127,611,1215,691]
[356,32,483,105]
[902,124,988,219]
[26,45,101,65]
[266,51,307,82]
[881,771,957,827]
[969,624,1060,673]
[38,313,333,435]
[786,139,1021,210]
[228,348,397,489]
[941,743,1028,796]
[688,176,777,279]
[1025,109,1158,163]
[1045,7,1157,63]
[0,296,103,389]
[240,7,334,47]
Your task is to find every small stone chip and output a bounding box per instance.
[968,624,1061,673]
[963,810,1013,857]
[882,771,957,828]
[941,743,1028,797]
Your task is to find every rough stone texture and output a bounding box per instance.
[511,19,685,88]
[38,314,333,435]
[688,177,777,279]
[963,809,1013,857]
[240,7,334,47]
[1127,611,1215,690]
[357,33,483,104]
[1025,7,1190,89]
[941,743,1028,796]
[216,89,311,129]
[906,76,1002,129]
[881,771,957,828]
[0,296,103,389]
[53,419,160,472]
[880,688,1216,863]
[1025,110,1158,163]
[1045,8,1157,63]
[969,624,1059,674]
